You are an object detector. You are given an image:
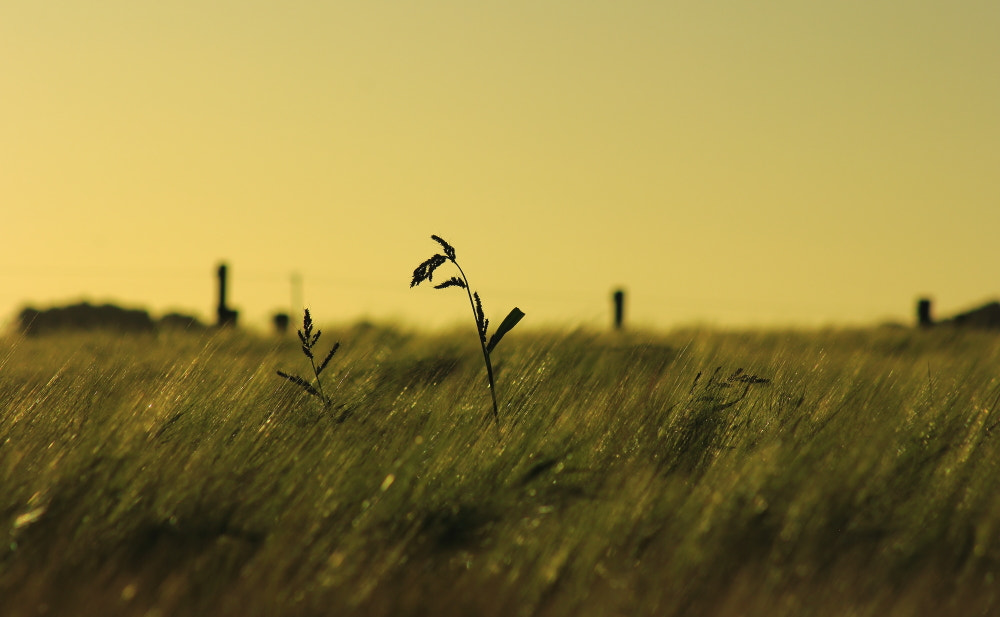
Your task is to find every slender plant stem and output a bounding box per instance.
[309,356,329,405]
[453,260,500,430]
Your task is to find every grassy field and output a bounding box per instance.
[2,322,1000,616]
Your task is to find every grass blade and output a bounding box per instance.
[486,307,525,354]
[276,371,321,398]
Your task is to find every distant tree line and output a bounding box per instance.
[916,298,1000,329]
[17,302,206,336]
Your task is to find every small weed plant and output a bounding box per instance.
[667,366,771,473]
[688,367,772,412]
[411,235,524,429]
[277,309,340,409]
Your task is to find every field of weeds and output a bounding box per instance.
[2,324,1000,616]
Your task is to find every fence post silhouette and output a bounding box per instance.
[916,298,932,328]
[216,263,238,327]
[613,289,625,330]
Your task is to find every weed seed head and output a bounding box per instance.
[434,277,467,290]
[474,292,488,342]
[411,254,448,287]
[318,341,340,374]
[431,235,457,261]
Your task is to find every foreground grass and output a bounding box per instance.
[2,324,1000,616]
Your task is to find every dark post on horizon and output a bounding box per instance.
[917,298,932,328]
[216,263,238,327]
[613,289,625,330]
[273,312,290,335]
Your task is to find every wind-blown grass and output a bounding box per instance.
[2,325,1000,616]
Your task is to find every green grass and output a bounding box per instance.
[2,324,1000,616]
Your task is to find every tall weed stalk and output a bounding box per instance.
[411,235,524,429]
[276,309,340,409]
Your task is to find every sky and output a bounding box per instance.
[2,1,999,332]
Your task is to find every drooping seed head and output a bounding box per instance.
[411,254,448,287]
[431,235,457,261]
[434,276,467,290]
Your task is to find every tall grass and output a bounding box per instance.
[2,325,1000,616]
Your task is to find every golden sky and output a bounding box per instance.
[2,2,999,331]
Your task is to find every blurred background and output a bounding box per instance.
[3,1,998,332]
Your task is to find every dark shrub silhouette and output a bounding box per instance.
[19,302,155,336]
[916,298,1000,329]
[949,301,1000,328]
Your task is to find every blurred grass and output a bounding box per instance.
[2,324,1000,616]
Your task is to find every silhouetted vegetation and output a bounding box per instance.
[18,302,155,336]
[276,309,341,411]
[17,304,208,336]
[915,297,1000,329]
[411,234,525,430]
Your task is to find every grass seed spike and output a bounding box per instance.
[411,235,525,429]
[277,308,340,408]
